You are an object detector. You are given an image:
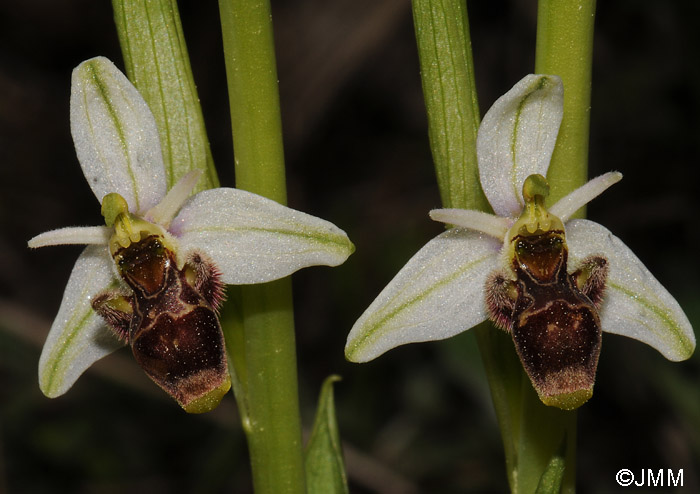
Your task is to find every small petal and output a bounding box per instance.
[71,57,167,214]
[144,169,202,227]
[478,74,564,217]
[172,188,354,284]
[429,208,511,239]
[567,220,695,361]
[28,226,111,248]
[39,245,125,398]
[549,172,623,222]
[345,229,501,362]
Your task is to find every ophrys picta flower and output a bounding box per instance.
[29,57,354,413]
[345,74,695,410]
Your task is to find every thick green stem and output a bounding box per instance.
[218,0,287,203]
[536,0,597,208]
[411,0,520,486]
[218,1,305,493]
[531,2,597,492]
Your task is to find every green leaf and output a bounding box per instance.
[304,375,349,494]
[535,439,566,494]
[112,0,219,192]
[411,0,487,211]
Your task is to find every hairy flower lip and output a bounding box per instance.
[345,74,695,408]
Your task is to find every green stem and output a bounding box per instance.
[536,0,597,208]
[530,2,597,492]
[218,0,287,203]
[218,1,305,493]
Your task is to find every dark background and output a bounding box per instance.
[1,1,699,493]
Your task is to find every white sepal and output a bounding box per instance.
[567,219,695,361]
[345,229,501,362]
[39,245,125,398]
[70,57,167,214]
[550,172,623,222]
[478,74,564,218]
[172,187,355,284]
[28,226,111,248]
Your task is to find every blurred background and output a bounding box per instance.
[1,0,699,492]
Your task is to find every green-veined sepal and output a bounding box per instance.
[477,74,564,218]
[345,228,501,362]
[172,187,355,284]
[70,57,167,214]
[38,245,125,397]
[567,219,695,360]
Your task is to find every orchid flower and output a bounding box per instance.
[29,57,354,412]
[345,74,695,410]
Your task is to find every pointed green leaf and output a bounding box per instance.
[535,441,566,494]
[412,0,485,211]
[304,375,348,494]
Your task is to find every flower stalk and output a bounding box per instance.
[524,1,597,491]
[411,0,528,489]
[535,0,597,207]
[218,0,306,493]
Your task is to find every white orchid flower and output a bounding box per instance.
[345,74,694,410]
[29,57,354,412]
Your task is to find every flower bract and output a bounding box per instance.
[345,74,695,409]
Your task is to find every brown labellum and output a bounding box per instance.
[486,229,608,410]
[93,235,230,413]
